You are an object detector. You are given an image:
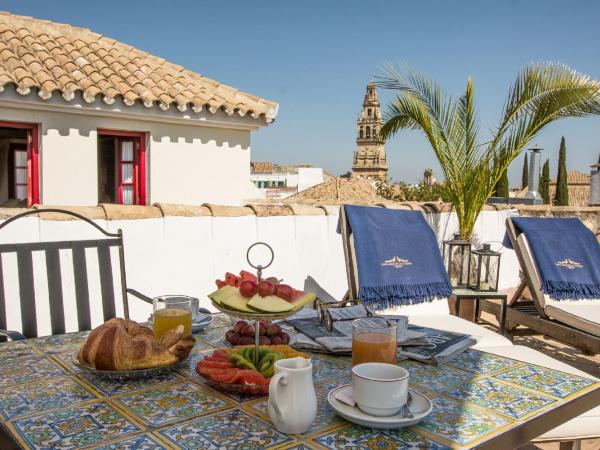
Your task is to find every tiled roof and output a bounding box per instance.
[515,171,591,207]
[284,177,389,205]
[550,170,590,185]
[0,11,278,122]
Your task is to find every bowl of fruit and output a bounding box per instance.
[225,320,290,347]
[209,271,316,320]
[196,346,308,396]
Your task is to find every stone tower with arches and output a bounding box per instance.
[351,81,388,180]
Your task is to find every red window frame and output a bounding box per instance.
[97,129,146,205]
[0,121,39,207]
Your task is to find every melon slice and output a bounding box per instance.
[221,292,253,313]
[291,292,317,311]
[248,294,294,313]
[208,285,238,305]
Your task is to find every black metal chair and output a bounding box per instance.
[0,208,153,340]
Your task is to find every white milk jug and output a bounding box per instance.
[268,357,317,434]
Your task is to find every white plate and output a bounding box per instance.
[327,384,432,429]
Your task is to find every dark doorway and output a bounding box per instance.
[98,135,117,203]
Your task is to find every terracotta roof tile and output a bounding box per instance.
[0,11,277,122]
[284,178,389,205]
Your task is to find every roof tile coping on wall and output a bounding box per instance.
[202,204,255,217]
[245,204,294,217]
[31,205,108,220]
[154,203,211,217]
[0,202,597,221]
[100,203,162,220]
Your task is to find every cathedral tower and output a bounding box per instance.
[351,81,388,180]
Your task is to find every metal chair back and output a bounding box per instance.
[0,209,129,338]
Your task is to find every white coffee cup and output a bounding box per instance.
[352,363,409,417]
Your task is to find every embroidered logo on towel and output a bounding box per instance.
[555,258,583,270]
[381,256,412,269]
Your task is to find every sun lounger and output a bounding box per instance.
[340,205,600,445]
[505,217,600,354]
[339,205,512,348]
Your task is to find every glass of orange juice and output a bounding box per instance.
[352,317,397,366]
[153,296,193,338]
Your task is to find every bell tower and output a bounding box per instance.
[352,81,388,180]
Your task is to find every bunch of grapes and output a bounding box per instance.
[225,320,290,346]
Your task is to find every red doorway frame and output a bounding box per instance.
[97,129,147,205]
[0,121,39,207]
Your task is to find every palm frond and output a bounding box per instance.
[377,62,600,239]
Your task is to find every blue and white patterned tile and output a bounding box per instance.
[494,365,596,398]
[310,353,352,384]
[313,425,450,449]
[0,376,97,420]
[399,360,476,394]
[10,401,140,449]
[447,378,556,419]
[317,376,352,392]
[194,327,230,347]
[31,331,89,354]
[246,394,345,436]
[0,355,64,389]
[115,382,231,427]
[0,340,40,359]
[90,433,168,450]
[157,408,292,449]
[447,350,522,375]
[79,370,183,397]
[413,392,512,447]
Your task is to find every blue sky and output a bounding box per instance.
[2,0,599,185]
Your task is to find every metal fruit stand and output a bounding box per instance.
[209,242,296,367]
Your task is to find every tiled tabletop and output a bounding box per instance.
[1,315,599,449]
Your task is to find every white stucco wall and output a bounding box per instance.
[0,91,263,206]
[0,208,521,335]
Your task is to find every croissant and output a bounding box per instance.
[78,318,195,371]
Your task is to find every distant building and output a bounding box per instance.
[249,162,324,200]
[423,169,436,186]
[352,82,388,180]
[0,12,277,207]
[515,170,591,206]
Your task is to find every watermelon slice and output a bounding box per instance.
[239,270,258,283]
[291,292,317,310]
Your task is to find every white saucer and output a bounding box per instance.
[327,384,432,429]
[191,312,213,332]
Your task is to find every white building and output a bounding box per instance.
[249,162,324,200]
[0,12,277,207]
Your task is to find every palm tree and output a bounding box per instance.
[377,63,600,239]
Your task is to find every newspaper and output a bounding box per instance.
[398,326,476,365]
[286,308,474,364]
[287,311,424,355]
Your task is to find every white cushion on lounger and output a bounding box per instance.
[544,299,600,338]
[481,345,600,441]
[520,234,600,337]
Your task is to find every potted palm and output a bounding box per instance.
[377,63,600,241]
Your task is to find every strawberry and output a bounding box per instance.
[239,270,258,283]
[215,279,226,288]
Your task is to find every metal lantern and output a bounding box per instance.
[442,233,471,288]
[467,244,501,292]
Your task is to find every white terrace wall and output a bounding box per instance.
[0,204,523,334]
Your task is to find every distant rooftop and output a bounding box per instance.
[284,177,388,205]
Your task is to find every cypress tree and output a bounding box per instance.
[540,159,550,204]
[554,136,569,206]
[494,168,509,197]
[521,153,529,189]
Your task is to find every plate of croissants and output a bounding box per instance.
[75,318,195,380]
